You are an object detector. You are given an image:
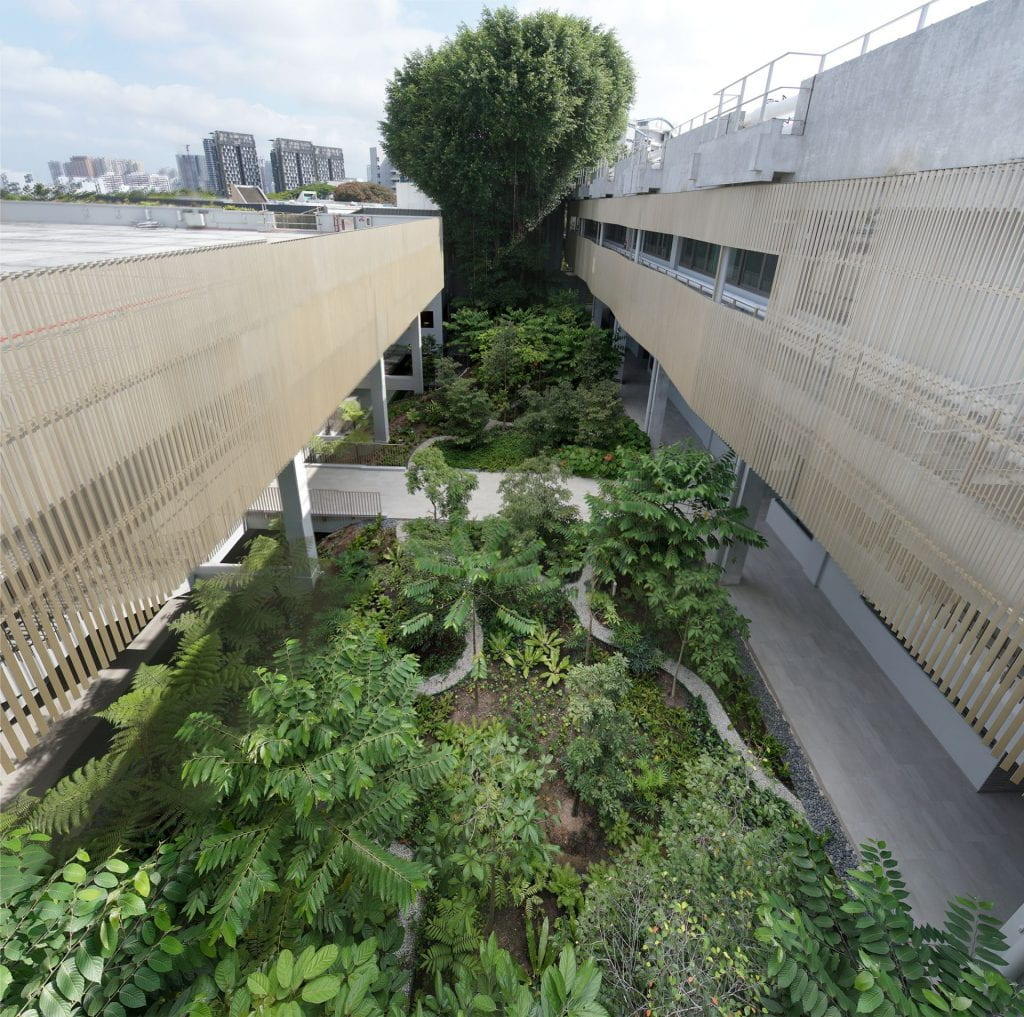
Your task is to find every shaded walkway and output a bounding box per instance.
[732,522,1024,925]
[620,350,701,447]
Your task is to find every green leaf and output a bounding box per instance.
[62,863,87,884]
[132,870,151,897]
[158,935,184,956]
[104,859,130,874]
[920,989,949,1012]
[304,945,338,980]
[275,950,294,991]
[215,955,238,993]
[55,960,85,1002]
[0,964,12,1000]
[40,982,73,1017]
[246,972,271,997]
[857,985,884,1013]
[118,981,147,1009]
[472,994,497,1012]
[854,971,875,992]
[133,966,161,993]
[75,945,104,983]
[300,975,340,1004]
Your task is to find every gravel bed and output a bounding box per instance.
[737,639,859,877]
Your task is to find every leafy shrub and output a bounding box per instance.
[610,619,662,678]
[562,656,643,836]
[415,935,608,1016]
[758,837,1022,1017]
[496,458,580,556]
[418,721,557,921]
[406,445,478,521]
[576,754,801,1017]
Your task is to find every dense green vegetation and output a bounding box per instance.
[4,441,1018,1015]
[381,8,634,303]
[389,298,647,477]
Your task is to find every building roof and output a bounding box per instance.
[0,221,301,273]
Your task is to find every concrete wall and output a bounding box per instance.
[797,0,1024,180]
[815,556,1000,790]
[579,0,1024,197]
[0,199,278,231]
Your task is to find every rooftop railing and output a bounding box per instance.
[671,0,976,140]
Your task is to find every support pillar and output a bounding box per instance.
[277,451,319,589]
[1001,902,1024,981]
[643,360,669,447]
[721,462,769,585]
[713,246,734,304]
[400,318,424,394]
[365,357,390,443]
[591,297,606,328]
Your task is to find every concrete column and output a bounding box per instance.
[721,462,769,584]
[1000,902,1024,981]
[400,318,424,394]
[713,246,734,303]
[642,359,670,447]
[633,230,643,262]
[668,234,681,267]
[277,451,319,589]
[365,357,390,443]
[591,297,606,327]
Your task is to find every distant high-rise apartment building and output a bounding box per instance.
[270,138,317,193]
[269,139,346,192]
[313,145,345,182]
[65,156,97,178]
[105,158,141,177]
[47,161,63,185]
[203,131,261,196]
[176,152,206,192]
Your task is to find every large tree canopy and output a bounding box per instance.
[381,7,634,304]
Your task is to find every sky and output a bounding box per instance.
[1,0,978,182]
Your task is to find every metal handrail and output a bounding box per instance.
[668,0,966,141]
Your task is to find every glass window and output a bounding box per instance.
[420,310,434,328]
[641,230,673,262]
[676,236,720,277]
[726,248,779,297]
[604,223,627,246]
[582,219,599,241]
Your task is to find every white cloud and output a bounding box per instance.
[3,0,979,179]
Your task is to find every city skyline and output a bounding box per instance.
[0,0,979,182]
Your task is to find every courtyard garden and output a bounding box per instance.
[3,428,1019,1016]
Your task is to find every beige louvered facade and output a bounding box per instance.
[0,219,443,770]
[569,161,1024,781]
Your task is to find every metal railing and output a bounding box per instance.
[670,0,971,141]
[250,486,383,517]
[306,441,413,467]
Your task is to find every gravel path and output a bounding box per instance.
[737,639,859,875]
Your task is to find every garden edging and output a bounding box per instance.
[567,564,804,814]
